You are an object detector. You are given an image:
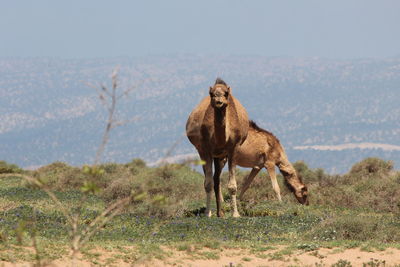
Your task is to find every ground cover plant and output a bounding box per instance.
[0,157,400,266]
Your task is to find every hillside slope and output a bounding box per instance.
[1,55,400,172]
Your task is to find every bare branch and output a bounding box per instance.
[92,68,140,165]
[79,196,131,246]
[117,85,136,100]
[101,84,111,94]
[84,81,98,90]
[158,133,186,166]
[111,116,140,129]
[85,81,110,108]
[98,93,107,106]
[115,78,150,100]
[111,67,119,91]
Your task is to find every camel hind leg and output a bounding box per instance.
[238,167,261,200]
[227,155,240,217]
[265,161,282,201]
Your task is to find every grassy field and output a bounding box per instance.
[0,158,400,266]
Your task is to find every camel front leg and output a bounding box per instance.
[227,156,240,217]
[217,158,227,204]
[213,158,225,217]
[239,167,261,200]
[265,162,282,201]
[202,156,213,217]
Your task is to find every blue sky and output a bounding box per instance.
[1,0,399,58]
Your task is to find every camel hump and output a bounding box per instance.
[215,77,227,86]
[229,95,249,144]
[248,120,287,156]
[186,96,210,135]
[249,120,273,136]
[249,120,280,142]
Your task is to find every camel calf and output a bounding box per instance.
[225,121,309,205]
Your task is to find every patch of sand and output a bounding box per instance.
[156,247,400,267]
[2,246,400,266]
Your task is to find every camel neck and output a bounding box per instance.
[214,107,227,145]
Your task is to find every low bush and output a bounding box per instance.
[348,157,393,177]
[31,162,88,190]
[294,158,400,213]
[120,164,204,217]
[0,160,22,174]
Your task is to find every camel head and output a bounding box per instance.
[294,185,309,205]
[209,78,230,109]
[284,172,309,205]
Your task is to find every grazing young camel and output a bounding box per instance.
[186,78,249,217]
[235,121,309,204]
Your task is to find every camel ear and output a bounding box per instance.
[209,86,213,93]
[227,86,231,93]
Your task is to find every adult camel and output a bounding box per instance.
[186,78,249,217]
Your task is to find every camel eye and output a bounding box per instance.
[224,92,229,97]
[209,92,214,97]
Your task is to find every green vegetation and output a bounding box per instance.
[0,157,399,265]
[0,160,22,174]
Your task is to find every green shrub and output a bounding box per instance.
[0,160,22,174]
[99,162,119,173]
[102,174,134,201]
[31,162,87,190]
[293,160,335,186]
[295,158,400,213]
[121,164,204,217]
[127,158,146,168]
[349,157,393,177]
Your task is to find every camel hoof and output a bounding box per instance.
[205,209,212,217]
[217,211,225,218]
[232,212,241,218]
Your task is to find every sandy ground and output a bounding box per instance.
[156,247,400,267]
[2,246,400,267]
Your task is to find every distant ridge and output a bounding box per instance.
[294,143,400,151]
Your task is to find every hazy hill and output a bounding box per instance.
[1,55,400,173]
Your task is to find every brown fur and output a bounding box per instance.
[186,78,249,217]
[235,121,309,205]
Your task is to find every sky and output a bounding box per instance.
[1,0,400,59]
